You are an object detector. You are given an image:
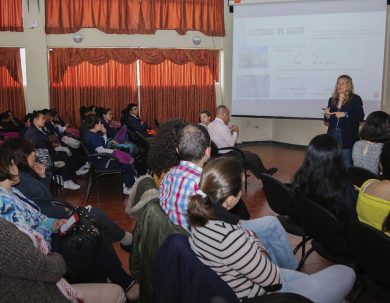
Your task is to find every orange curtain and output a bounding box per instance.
[139,54,218,127]
[45,0,225,36]
[152,0,225,36]
[0,48,26,118]
[49,51,138,127]
[0,0,23,32]
[46,0,153,34]
[52,48,218,83]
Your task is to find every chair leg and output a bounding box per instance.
[296,246,315,271]
[85,176,94,204]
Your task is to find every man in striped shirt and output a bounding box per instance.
[159,125,211,231]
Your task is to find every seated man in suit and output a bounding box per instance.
[208,105,277,178]
[124,103,149,136]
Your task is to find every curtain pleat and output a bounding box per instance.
[49,52,138,127]
[49,48,218,128]
[45,0,224,36]
[0,0,23,32]
[139,59,217,128]
[0,48,26,118]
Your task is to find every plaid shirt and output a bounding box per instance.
[160,161,202,231]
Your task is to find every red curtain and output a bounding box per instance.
[139,56,218,127]
[0,48,26,118]
[49,52,138,127]
[45,0,225,36]
[49,48,219,127]
[152,0,225,36]
[0,0,23,32]
[51,48,218,83]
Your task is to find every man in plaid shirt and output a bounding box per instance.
[159,124,211,231]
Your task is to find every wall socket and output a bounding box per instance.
[30,19,39,28]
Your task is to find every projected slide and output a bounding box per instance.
[232,0,386,118]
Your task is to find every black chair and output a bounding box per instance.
[259,174,310,269]
[347,166,381,188]
[154,234,313,303]
[211,141,249,193]
[298,198,356,268]
[80,142,123,204]
[345,221,390,302]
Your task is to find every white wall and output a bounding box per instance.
[1,0,389,146]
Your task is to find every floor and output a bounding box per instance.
[55,143,379,302]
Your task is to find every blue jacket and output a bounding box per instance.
[154,234,239,303]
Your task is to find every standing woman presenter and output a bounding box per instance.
[324,75,364,168]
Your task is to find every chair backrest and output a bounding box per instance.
[347,166,381,188]
[210,141,220,157]
[260,174,296,217]
[298,198,345,246]
[345,221,390,289]
[154,234,239,303]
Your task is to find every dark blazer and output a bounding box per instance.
[125,115,148,135]
[23,125,54,153]
[325,94,364,149]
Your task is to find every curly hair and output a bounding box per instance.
[147,119,188,177]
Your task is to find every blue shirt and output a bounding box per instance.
[0,187,55,245]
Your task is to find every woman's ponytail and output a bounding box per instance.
[188,194,214,227]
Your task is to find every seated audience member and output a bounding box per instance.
[199,109,212,129]
[0,110,24,132]
[20,113,33,137]
[188,156,355,303]
[357,141,390,235]
[83,114,136,194]
[147,119,188,187]
[23,110,86,190]
[0,218,127,303]
[2,138,135,253]
[292,134,358,221]
[99,108,137,154]
[352,111,390,174]
[123,103,149,136]
[160,125,297,269]
[208,105,277,177]
[383,212,390,234]
[0,148,139,301]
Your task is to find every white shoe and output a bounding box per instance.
[80,162,91,170]
[76,167,89,176]
[63,180,80,190]
[123,187,132,195]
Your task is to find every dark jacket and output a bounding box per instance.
[325,94,365,149]
[125,114,148,136]
[154,234,239,303]
[131,199,188,303]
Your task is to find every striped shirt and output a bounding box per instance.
[160,161,202,231]
[189,220,281,301]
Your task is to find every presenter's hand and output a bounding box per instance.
[322,107,331,118]
[334,112,346,118]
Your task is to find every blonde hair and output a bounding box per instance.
[331,75,354,106]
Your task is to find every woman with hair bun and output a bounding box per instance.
[352,110,390,174]
[188,157,355,303]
